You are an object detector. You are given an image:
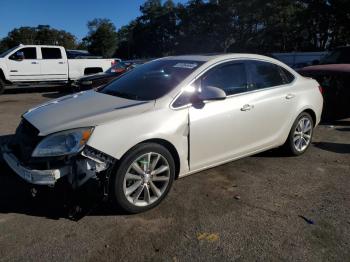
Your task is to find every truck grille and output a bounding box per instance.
[9,119,41,163]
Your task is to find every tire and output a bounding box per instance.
[284,112,314,156]
[0,78,5,95]
[111,143,175,213]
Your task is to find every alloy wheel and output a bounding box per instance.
[293,117,312,152]
[123,152,171,207]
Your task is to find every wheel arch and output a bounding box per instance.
[0,69,7,82]
[281,107,318,146]
[84,67,103,75]
[118,138,181,180]
[0,68,11,85]
[0,69,5,80]
[302,108,317,127]
[139,138,181,179]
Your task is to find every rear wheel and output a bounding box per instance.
[284,112,314,156]
[111,143,175,213]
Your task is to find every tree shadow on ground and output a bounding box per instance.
[321,119,350,127]
[336,127,350,132]
[312,142,350,154]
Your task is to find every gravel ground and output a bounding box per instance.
[0,89,349,262]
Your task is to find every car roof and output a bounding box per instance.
[161,53,279,63]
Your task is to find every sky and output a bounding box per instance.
[0,0,187,40]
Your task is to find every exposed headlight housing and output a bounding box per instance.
[32,127,94,157]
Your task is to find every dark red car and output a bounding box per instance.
[299,47,350,120]
[73,61,134,90]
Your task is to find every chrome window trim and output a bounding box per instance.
[170,57,297,110]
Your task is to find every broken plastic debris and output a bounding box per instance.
[298,215,315,224]
[197,233,219,242]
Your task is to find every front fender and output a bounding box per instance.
[87,107,189,174]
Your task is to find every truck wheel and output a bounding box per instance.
[111,143,175,213]
[0,78,5,94]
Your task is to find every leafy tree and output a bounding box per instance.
[0,25,77,53]
[296,0,350,50]
[113,0,350,58]
[83,18,118,58]
[136,0,177,57]
[2,0,350,57]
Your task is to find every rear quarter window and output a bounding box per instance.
[279,66,295,84]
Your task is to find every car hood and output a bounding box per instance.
[298,64,350,76]
[23,91,153,135]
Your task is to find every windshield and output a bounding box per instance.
[321,48,350,64]
[99,59,203,101]
[0,46,18,58]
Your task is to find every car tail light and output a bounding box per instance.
[318,85,323,94]
[115,68,125,73]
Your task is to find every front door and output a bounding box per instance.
[188,61,262,170]
[6,47,41,82]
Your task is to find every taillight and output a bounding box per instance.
[318,86,323,94]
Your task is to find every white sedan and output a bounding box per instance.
[2,54,323,213]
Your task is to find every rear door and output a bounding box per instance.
[6,47,41,81]
[243,60,298,148]
[39,47,68,81]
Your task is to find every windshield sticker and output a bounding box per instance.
[173,63,198,69]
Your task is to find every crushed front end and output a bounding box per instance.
[1,119,115,190]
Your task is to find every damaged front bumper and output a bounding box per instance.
[2,144,70,185]
[1,144,115,187]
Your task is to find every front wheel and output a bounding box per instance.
[111,143,175,213]
[284,112,314,156]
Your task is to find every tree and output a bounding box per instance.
[296,0,350,50]
[84,19,118,58]
[0,25,77,53]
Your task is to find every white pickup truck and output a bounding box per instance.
[0,44,119,93]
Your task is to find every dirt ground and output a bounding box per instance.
[0,89,349,261]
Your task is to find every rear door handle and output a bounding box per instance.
[31,61,39,64]
[241,104,254,111]
[286,94,295,99]
[58,61,65,64]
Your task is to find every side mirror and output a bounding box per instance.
[198,85,226,101]
[12,51,25,61]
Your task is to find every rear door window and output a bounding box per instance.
[248,61,285,89]
[41,48,62,59]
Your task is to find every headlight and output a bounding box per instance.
[32,127,94,157]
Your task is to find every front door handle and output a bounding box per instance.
[31,61,39,64]
[286,94,295,100]
[241,104,254,111]
[58,61,65,64]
